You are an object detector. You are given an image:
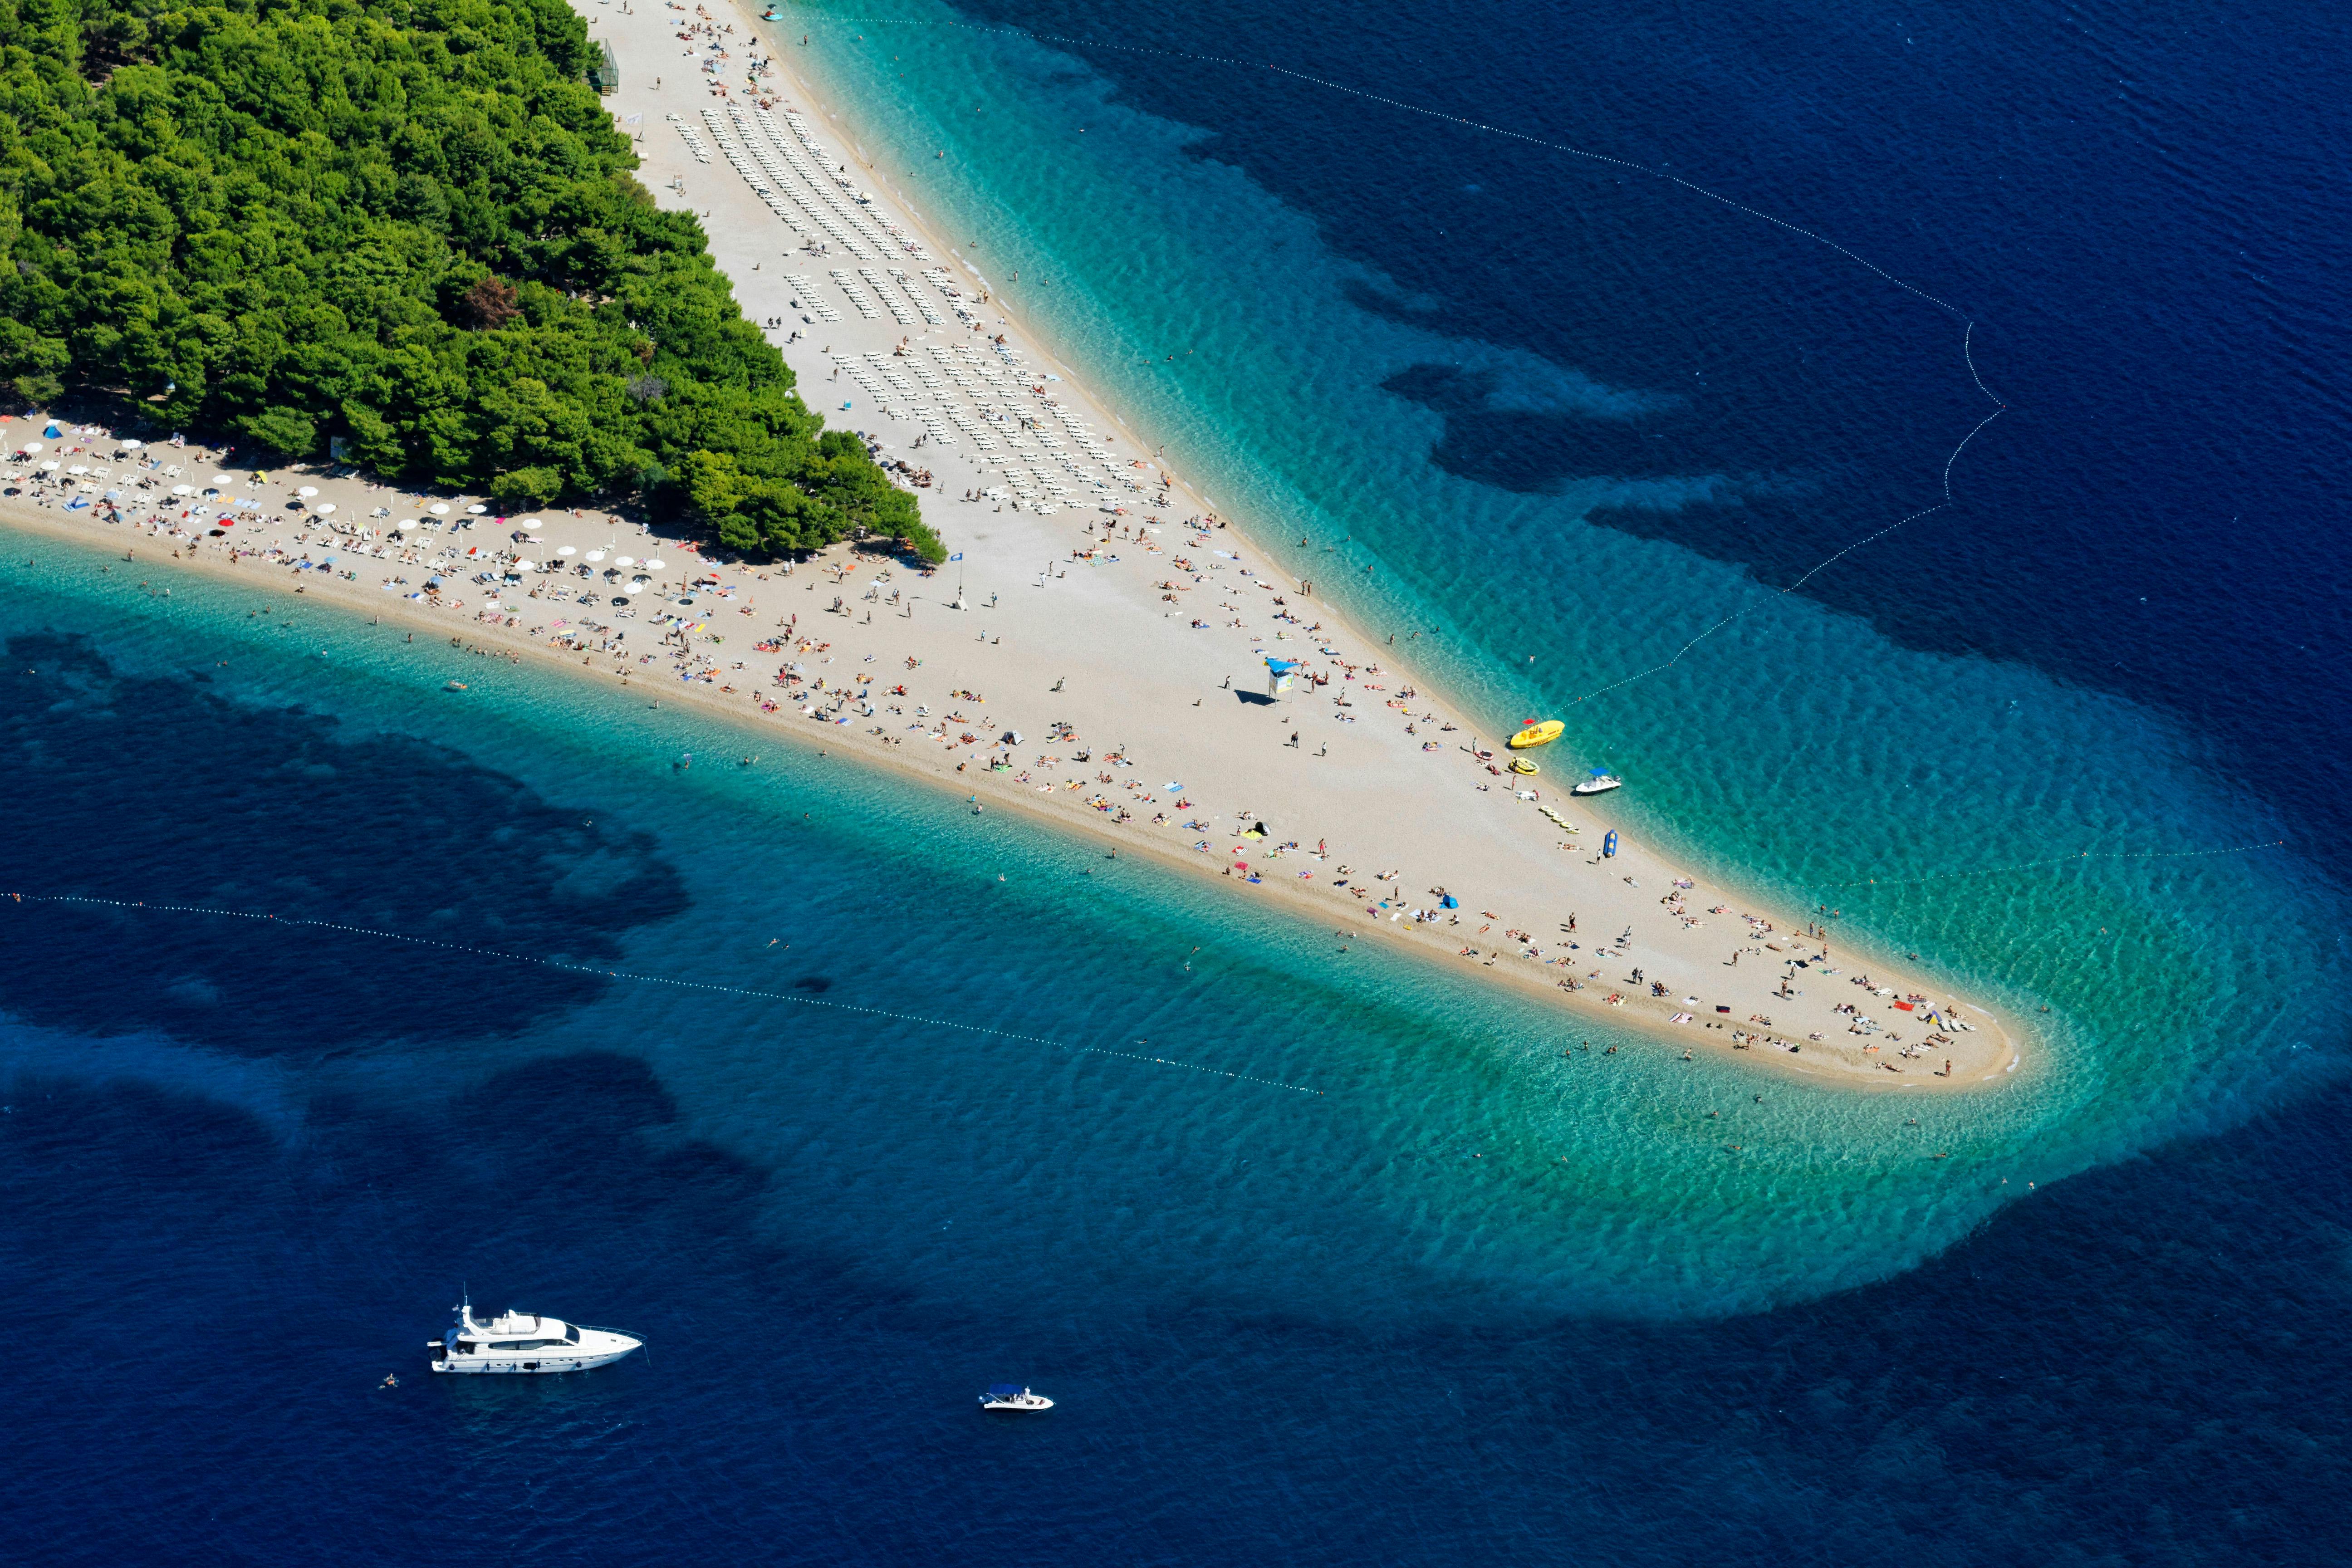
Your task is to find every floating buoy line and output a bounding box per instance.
[1566,326,2004,710]
[803,13,2009,711]
[0,892,1325,1098]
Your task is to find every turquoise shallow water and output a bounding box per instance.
[2,529,2337,1328]
[0,0,2338,1340]
[4,5,2343,1336]
[773,10,2348,1193]
[10,7,2352,1559]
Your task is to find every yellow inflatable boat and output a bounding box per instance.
[1507,720,1564,750]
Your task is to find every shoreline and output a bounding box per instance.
[0,4,2029,1091]
[0,497,2019,1088]
[687,2,2029,1088]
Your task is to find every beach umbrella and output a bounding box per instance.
[556,545,577,557]
[314,502,336,515]
[120,440,142,451]
[20,442,41,454]
[298,485,319,498]
[429,502,451,515]
[627,577,650,592]
[395,519,418,530]
[520,518,543,530]
[172,484,196,495]
[211,473,234,485]
[614,555,635,566]
[68,465,87,475]
[466,504,487,515]
[643,558,666,571]
[514,559,536,572]
[39,460,60,470]
[585,550,606,562]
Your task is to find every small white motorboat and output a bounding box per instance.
[429,1294,642,1375]
[1571,770,1623,796]
[979,1383,1054,1411]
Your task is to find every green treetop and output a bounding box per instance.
[0,0,945,562]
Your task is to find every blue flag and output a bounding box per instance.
[948,552,964,561]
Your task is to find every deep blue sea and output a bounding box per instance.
[5,3,2350,1562]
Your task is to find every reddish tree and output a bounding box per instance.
[463,275,520,329]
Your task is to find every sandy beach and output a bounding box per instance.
[0,0,2025,1090]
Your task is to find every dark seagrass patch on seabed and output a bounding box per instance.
[0,633,690,1054]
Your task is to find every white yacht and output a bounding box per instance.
[979,1383,1054,1411]
[1571,771,1623,796]
[429,1296,642,1375]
